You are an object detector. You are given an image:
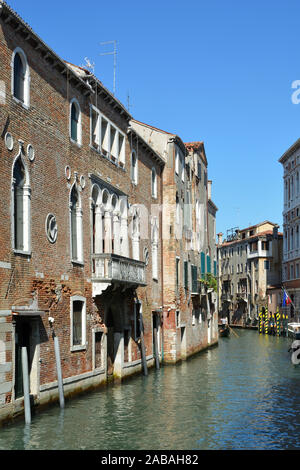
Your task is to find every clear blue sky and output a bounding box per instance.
[7,0,300,237]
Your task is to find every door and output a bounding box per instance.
[15,319,31,399]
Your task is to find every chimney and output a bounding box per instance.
[273,224,279,239]
[217,232,223,245]
[207,180,212,200]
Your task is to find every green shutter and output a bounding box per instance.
[207,255,211,273]
[191,265,198,293]
[201,252,205,277]
[214,260,217,276]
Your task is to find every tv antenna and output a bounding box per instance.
[81,57,95,74]
[100,40,117,95]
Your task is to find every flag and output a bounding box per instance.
[282,289,292,307]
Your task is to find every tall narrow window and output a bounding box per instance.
[70,100,81,143]
[13,53,24,102]
[71,296,86,350]
[151,167,157,198]
[12,155,30,253]
[13,158,25,250]
[12,48,30,107]
[70,185,83,263]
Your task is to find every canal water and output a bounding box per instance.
[0,329,300,450]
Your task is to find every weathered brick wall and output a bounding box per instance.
[0,12,163,415]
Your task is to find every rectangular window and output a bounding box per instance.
[262,241,269,251]
[176,257,180,291]
[291,264,294,279]
[71,296,86,350]
[184,260,189,290]
[198,161,201,179]
[264,260,270,270]
[296,263,299,278]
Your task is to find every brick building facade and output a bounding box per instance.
[0,1,218,424]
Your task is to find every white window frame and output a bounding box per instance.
[11,47,30,109]
[11,151,31,255]
[70,295,86,351]
[89,105,126,167]
[69,183,84,265]
[70,98,82,146]
[131,150,138,185]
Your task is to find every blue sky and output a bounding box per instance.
[7,0,300,237]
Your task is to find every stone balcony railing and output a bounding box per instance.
[91,253,146,296]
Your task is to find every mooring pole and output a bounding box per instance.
[153,317,160,370]
[21,346,31,424]
[139,311,148,376]
[53,333,65,408]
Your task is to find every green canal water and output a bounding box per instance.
[0,329,300,450]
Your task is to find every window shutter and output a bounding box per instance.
[201,252,205,277]
[207,255,211,273]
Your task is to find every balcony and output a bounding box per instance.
[237,292,248,302]
[221,293,232,302]
[91,253,146,296]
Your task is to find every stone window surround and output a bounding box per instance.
[70,295,86,352]
[11,46,30,109]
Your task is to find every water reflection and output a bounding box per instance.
[0,330,300,450]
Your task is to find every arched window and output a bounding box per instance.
[151,167,157,198]
[12,48,30,107]
[70,99,81,144]
[131,150,138,184]
[12,155,30,252]
[70,184,83,263]
[13,53,24,102]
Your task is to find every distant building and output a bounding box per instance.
[131,122,219,362]
[217,221,282,325]
[279,139,300,320]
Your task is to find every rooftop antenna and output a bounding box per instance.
[100,40,117,95]
[127,91,132,112]
[81,57,95,74]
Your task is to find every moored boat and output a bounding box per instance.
[219,325,230,337]
[288,323,300,340]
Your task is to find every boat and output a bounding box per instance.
[287,323,300,340]
[219,325,230,337]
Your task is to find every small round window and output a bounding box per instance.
[27,144,35,161]
[5,132,13,151]
[45,213,58,243]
